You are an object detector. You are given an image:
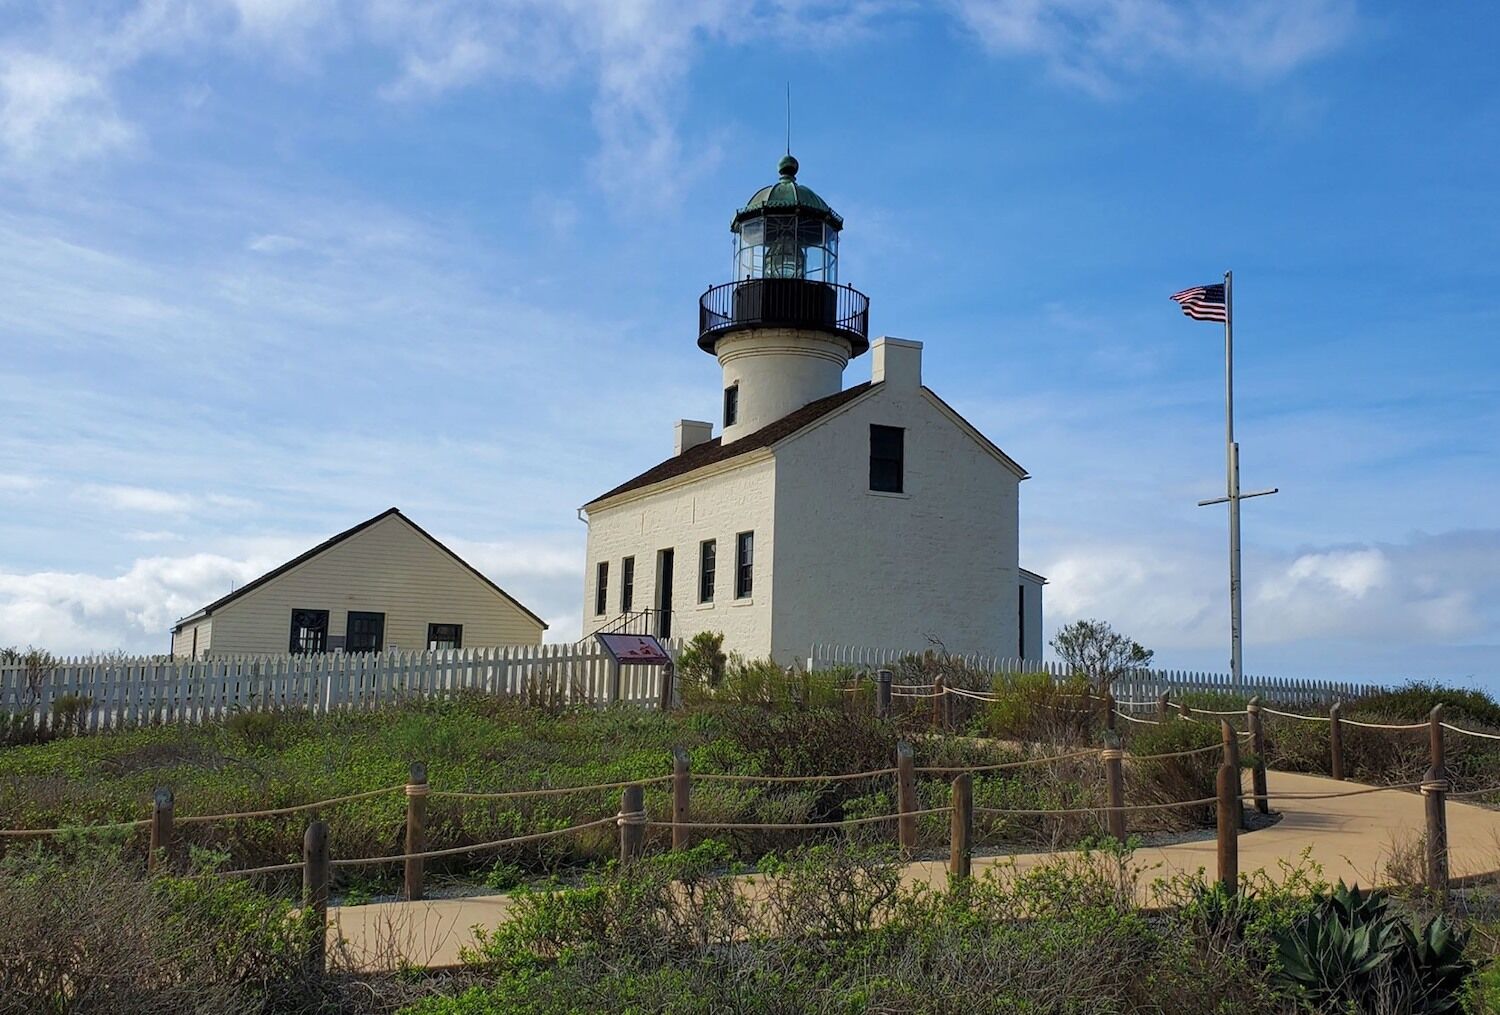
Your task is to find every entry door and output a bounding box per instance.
[345,611,386,653]
[656,549,674,640]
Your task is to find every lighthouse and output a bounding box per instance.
[580,155,1042,664]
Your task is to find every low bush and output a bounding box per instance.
[0,841,323,1014]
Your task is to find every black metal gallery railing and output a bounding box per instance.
[698,278,869,353]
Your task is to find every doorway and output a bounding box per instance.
[656,549,674,639]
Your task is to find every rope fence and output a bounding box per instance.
[11,667,1500,981]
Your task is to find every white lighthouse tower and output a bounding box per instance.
[698,154,870,443]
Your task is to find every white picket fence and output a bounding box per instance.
[0,642,681,733]
[807,643,1379,707]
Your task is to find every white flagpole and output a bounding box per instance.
[1193,271,1276,693]
[1225,270,1243,692]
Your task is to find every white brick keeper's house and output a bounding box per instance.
[579,154,1044,664]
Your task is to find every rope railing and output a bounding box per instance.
[645,806,953,832]
[692,767,898,784]
[975,795,1220,817]
[1261,782,1426,801]
[175,785,406,824]
[0,816,151,838]
[1442,722,1500,741]
[428,775,673,800]
[1126,742,1226,762]
[915,748,1098,775]
[328,815,619,869]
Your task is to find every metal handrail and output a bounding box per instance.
[698,278,869,351]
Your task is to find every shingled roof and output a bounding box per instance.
[586,382,876,506]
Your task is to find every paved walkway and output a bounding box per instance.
[328,771,1500,970]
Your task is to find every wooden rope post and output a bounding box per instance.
[1222,718,1245,830]
[876,669,892,719]
[1104,692,1117,734]
[949,773,972,879]
[1157,691,1171,723]
[1215,721,1239,893]
[619,784,645,863]
[932,676,947,731]
[302,820,330,977]
[1101,733,1126,842]
[148,786,173,874]
[1247,697,1269,815]
[1329,702,1345,781]
[671,748,691,851]
[404,762,427,901]
[1424,705,1449,901]
[896,741,917,852]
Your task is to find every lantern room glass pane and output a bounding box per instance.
[733,214,839,283]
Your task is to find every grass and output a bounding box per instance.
[3,686,1175,885]
[0,662,1242,890]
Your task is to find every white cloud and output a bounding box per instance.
[79,485,256,515]
[949,0,1357,95]
[0,527,585,654]
[246,233,304,254]
[0,474,42,492]
[0,552,274,654]
[1037,530,1500,679]
[0,1,894,196]
[0,52,134,167]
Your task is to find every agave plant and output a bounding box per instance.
[1272,883,1474,1013]
[1400,914,1473,1014]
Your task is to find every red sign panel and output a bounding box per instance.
[595,632,672,666]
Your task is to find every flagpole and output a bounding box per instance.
[1225,269,1243,692]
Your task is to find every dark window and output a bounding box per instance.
[699,539,716,603]
[870,424,905,493]
[621,556,635,612]
[723,384,739,427]
[190,626,198,659]
[428,623,463,650]
[735,531,754,599]
[288,609,329,654]
[595,561,609,616]
[345,611,385,653]
[656,549,674,639]
[1018,586,1026,658]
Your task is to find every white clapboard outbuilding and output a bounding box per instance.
[579,155,1044,664]
[171,508,545,658]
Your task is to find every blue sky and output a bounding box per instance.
[0,1,1496,685]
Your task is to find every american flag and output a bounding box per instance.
[1170,283,1228,322]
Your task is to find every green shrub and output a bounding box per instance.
[48,693,92,736]
[1351,681,1500,729]
[225,709,280,749]
[674,631,726,691]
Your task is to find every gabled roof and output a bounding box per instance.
[172,508,547,631]
[585,382,875,506]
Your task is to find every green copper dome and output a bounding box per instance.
[731,154,843,232]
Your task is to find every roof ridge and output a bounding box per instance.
[585,382,875,507]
